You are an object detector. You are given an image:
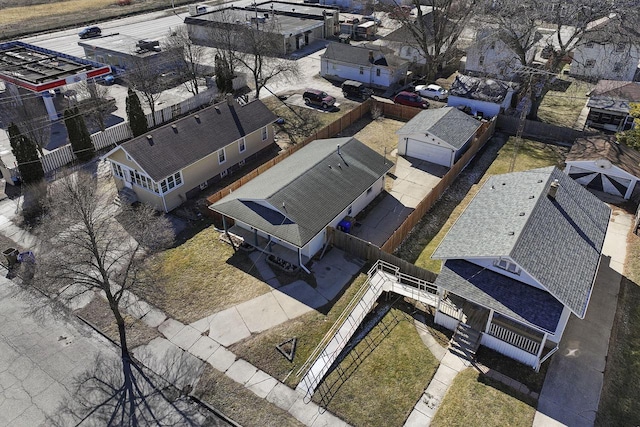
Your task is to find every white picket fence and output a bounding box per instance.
[5,87,220,181]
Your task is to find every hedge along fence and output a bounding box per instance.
[379,117,497,254]
[206,99,375,206]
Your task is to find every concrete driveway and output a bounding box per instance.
[533,210,632,427]
[353,153,445,246]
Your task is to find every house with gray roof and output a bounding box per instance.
[431,166,610,369]
[320,43,410,89]
[396,107,483,167]
[210,137,393,269]
[447,74,517,118]
[103,97,277,212]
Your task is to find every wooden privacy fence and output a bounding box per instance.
[327,227,438,283]
[206,99,374,205]
[380,117,497,253]
[496,114,586,146]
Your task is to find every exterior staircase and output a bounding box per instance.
[114,187,138,207]
[449,322,481,361]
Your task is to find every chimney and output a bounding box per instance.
[548,179,559,199]
[337,144,341,155]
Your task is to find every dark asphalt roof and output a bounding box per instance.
[436,260,564,333]
[567,135,640,179]
[396,107,482,149]
[210,137,393,248]
[119,99,276,182]
[449,74,515,103]
[432,166,610,318]
[322,43,408,68]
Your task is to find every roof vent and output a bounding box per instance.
[528,195,535,199]
[146,135,153,145]
[194,114,201,122]
[548,179,559,199]
[171,124,178,133]
[337,144,341,155]
[518,212,525,216]
[507,231,515,235]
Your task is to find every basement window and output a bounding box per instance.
[494,259,521,275]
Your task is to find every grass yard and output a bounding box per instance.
[0,0,197,40]
[413,137,567,273]
[230,273,368,388]
[595,228,640,426]
[431,368,536,427]
[350,117,405,157]
[262,94,361,145]
[537,79,595,128]
[312,305,440,427]
[142,225,272,324]
[475,347,548,393]
[193,364,305,427]
[75,296,160,349]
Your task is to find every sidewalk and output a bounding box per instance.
[533,210,632,427]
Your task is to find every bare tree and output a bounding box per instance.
[33,170,176,425]
[126,57,163,126]
[489,0,640,119]
[163,25,211,96]
[74,80,114,132]
[383,0,477,81]
[0,89,51,155]
[232,20,299,99]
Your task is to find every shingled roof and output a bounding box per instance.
[567,135,640,179]
[396,107,482,149]
[449,74,516,103]
[432,166,610,318]
[117,99,276,181]
[322,43,408,68]
[210,137,393,248]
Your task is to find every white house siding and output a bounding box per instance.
[480,333,538,369]
[465,39,533,80]
[435,310,460,331]
[565,161,638,199]
[572,43,640,81]
[320,59,405,89]
[447,96,502,118]
[463,257,545,290]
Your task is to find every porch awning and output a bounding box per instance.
[436,260,564,333]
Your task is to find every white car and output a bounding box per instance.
[414,84,448,101]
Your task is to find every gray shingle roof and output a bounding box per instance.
[432,166,610,318]
[210,137,393,248]
[119,99,276,181]
[321,43,407,68]
[396,107,482,149]
[436,260,564,332]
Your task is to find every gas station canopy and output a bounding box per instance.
[0,41,111,93]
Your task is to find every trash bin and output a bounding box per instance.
[3,248,18,267]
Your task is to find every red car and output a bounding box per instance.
[393,91,429,109]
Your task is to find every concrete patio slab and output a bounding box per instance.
[226,359,258,385]
[190,314,216,334]
[235,292,290,333]
[272,289,315,319]
[246,369,278,398]
[207,307,251,346]
[277,280,328,310]
[288,397,320,426]
[141,308,167,328]
[169,325,203,352]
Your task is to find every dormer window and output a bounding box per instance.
[495,259,521,275]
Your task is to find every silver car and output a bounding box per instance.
[414,84,448,101]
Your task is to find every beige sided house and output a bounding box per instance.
[103,98,277,212]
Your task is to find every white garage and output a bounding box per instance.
[564,136,640,200]
[396,107,482,168]
[405,138,454,167]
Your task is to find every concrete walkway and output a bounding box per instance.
[533,210,632,427]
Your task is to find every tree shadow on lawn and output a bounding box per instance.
[394,133,508,264]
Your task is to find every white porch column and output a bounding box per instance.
[42,92,59,121]
[484,309,494,333]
